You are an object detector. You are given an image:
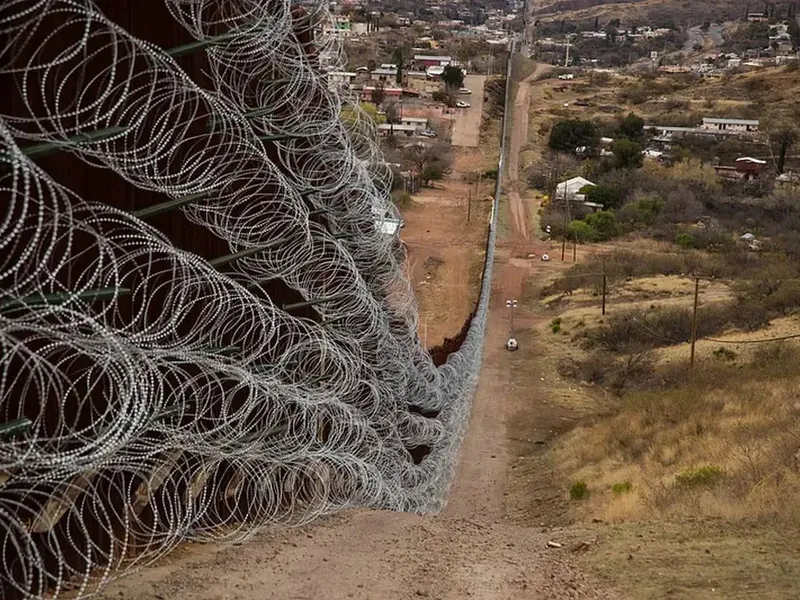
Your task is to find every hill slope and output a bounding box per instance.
[532,0,755,25]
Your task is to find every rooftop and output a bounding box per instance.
[703,118,760,126]
[414,55,452,61]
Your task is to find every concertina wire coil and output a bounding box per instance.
[0,0,505,597]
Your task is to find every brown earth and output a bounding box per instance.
[93,65,612,600]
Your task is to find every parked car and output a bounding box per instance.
[456,101,470,108]
[458,87,472,94]
[558,73,574,80]
[419,130,437,138]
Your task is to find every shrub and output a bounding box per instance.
[551,318,562,334]
[584,210,620,241]
[611,139,644,170]
[675,465,725,488]
[675,232,694,248]
[584,184,624,209]
[569,219,597,242]
[612,481,633,495]
[570,481,590,500]
[712,346,737,361]
[617,195,664,228]
[584,305,732,353]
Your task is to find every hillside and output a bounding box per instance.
[531,0,755,26]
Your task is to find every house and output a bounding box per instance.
[555,177,595,202]
[327,71,357,90]
[426,65,446,79]
[377,123,419,137]
[414,54,452,68]
[361,86,403,103]
[701,118,759,134]
[643,148,665,161]
[746,12,769,23]
[399,116,428,128]
[371,67,398,82]
[735,156,767,179]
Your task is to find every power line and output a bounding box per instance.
[702,332,800,345]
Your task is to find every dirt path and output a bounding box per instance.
[506,63,550,239]
[96,269,606,600]
[94,60,608,600]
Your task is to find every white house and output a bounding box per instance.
[555,177,595,202]
[327,71,357,90]
[701,118,759,134]
[399,116,428,128]
[377,123,418,137]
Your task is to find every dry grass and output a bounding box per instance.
[534,0,751,30]
[557,349,800,526]
[570,520,800,600]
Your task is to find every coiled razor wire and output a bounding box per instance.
[0,1,512,597]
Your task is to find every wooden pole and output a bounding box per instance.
[561,184,568,260]
[690,277,700,367]
[601,258,607,316]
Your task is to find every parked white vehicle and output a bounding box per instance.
[458,87,472,94]
[558,73,574,80]
[456,101,471,108]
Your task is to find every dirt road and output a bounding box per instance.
[506,63,550,239]
[95,62,607,600]
[97,266,606,600]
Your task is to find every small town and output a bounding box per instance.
[3,1,800,599]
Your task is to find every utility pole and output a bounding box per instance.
[561,183,569,260]
[601,258,607,315]
[690,277,700,367]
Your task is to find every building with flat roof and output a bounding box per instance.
[701,118,759,134]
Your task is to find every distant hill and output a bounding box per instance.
[531,0,769,26]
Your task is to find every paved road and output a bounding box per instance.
[451,74,486,148]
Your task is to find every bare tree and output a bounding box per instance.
[403,142,453,186]
[371,81,386,107]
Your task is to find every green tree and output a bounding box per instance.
[618,112,644,141]
[612,139,644,170]
[441,65,465,89]
[584,184,624,209]
[618,195,664,227]
[547,119,600,155]
[569,220,597,242]
[584,210,620,241]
